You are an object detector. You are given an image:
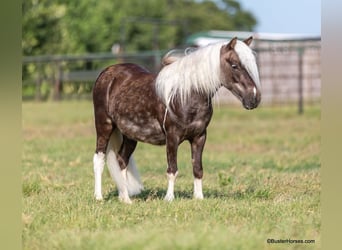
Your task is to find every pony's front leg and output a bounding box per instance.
[164,135,179,202]
[190,132,207,199]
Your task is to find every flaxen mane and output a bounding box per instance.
[156,40,260,106]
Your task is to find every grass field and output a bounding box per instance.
[22,101,320,250]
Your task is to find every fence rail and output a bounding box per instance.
[22,39,320,113]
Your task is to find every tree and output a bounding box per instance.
[22,0,66,55]
[22,0,257,100]
[22,0,257,55]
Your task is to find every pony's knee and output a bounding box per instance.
[166,164,178,175]
[193,167,203,179]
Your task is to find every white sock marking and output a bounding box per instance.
[93,152,105,200]
[193,178,204,199]
[164,171,178,202]
[118,168,132,204]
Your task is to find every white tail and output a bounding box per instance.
[106,129,144,203]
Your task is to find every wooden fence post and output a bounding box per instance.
[35,66,42,101]
[298,47,304,114]
[53,61,62,101]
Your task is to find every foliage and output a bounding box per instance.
[22,102,321,249]
[22,0,257,100]
[22,0,257,56]
[22,0,66,55]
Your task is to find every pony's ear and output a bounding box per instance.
[244,36,253,46]
[162,56,178,66]
[225,37,238,51]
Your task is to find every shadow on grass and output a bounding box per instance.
[104,188,228,202]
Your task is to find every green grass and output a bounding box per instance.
[22,101,321,249]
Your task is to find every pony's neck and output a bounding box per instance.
[165,89,214,128]
[156,42,224,107]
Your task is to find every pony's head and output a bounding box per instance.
[220,37,261,110]
[156,37,261,109]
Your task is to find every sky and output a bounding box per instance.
[238,0,321,35]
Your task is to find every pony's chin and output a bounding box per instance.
[243,104,255,110]
[242,99,259,110]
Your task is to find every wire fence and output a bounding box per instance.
[22,38,320,112]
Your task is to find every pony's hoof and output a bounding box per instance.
[194,194,204,200]
[121,199,132,204]
[164,193,174,202]
[94,194,103,201]
[119,196,133,204]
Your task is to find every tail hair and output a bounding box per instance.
[106,129,143,196]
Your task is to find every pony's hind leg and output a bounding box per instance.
[190,132,207,199]
[105,130,131,203]
[116,136,143,202]
[93,151,105,200]
[106,133,142,204]
[93,114,113,201]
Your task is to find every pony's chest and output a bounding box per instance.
[167,103,213,138]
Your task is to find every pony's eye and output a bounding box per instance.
[231,64,238,69]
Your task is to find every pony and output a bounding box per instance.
[92,37,261,203]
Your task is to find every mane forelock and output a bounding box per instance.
[234,41,261,91]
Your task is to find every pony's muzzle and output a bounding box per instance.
[242,89,261,110]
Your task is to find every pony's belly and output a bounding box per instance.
[117,118,166,145]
